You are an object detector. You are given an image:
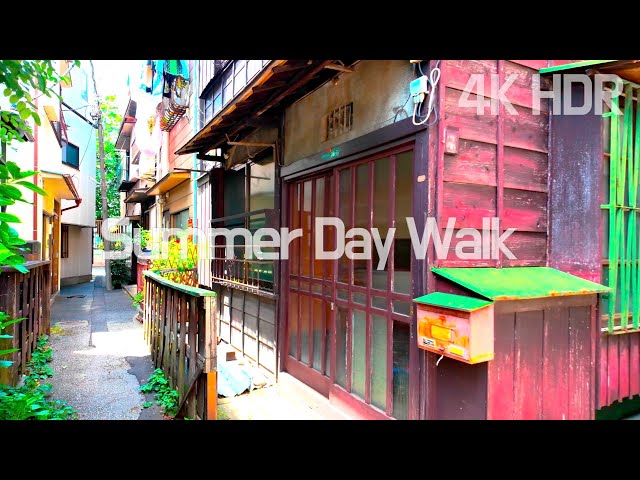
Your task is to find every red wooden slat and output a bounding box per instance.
[607,334,619,407]
[443,140,496,187]
[630,332,640,398]
[504,147,548,193]
[502,188,547,233]
[514,310,544,419]
[598,333,608,409]
[497,59,505,268]
[542,307,569,419]
[618,333,630,401]
[444,88,497,146]
[441,182,497,229]
[510,60,548,70]
[500,231,547,267]
[487,312,515,419]
[503,104,548,153]
[568,306,593,419]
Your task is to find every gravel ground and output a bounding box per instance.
[48,268,162,420]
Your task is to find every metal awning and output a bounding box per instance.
[146,171,189,196]
[175,59,358,156]
[413,292,493,312]
[118,179,137,192]
[124,187,150,204]
[115,98,137,150]
[431,267,610,301]
[540,60,640,84]
[40,170,80,201]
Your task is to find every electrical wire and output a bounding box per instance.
[412,61,441,126]
[32,62,77,101]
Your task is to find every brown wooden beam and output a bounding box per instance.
[324,63,354,73]
[272,63,307,74]
[252,81,287,93]
[255,60,334,117]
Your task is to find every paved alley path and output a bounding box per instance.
[49,267,162,420]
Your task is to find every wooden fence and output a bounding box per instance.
[143,270,218,419]
[0,261,51,386]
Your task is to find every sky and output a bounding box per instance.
[91,60,143,113]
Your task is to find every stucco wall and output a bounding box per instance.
[284,60,415,165]
[61,225,93,281]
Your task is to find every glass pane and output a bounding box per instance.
[314,177,325,279]
[223,170,245,225]
[288,293,298,358]
[337,288,348,301]
[373,157,391,290]
[301,181,312,277]
[338,169,351,283]
[393,322,410,420]
[300,295,310,365]
[290,184,300,275]
[393,300,411,316]
[351,310,367,399]
[336,307,348,388]
[371,314,387,411]
[313,299,324,372]
[249,155,275,211]
[353,292,366,305]
[354,164,369,287]
[247,59,262,80]
[393,151,413,295]
[373,296,388,310]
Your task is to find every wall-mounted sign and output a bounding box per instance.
[321,147,340,160]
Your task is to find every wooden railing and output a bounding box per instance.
[143,270,218,419]
[0,261,51,386]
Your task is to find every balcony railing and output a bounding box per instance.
[210,209,277,296]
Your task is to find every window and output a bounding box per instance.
[601,83,640,332]
[198,60,269,129]
[61,225,69,258]
[172,209,190,229]
[62,142,80,169]
[324,102,353,141]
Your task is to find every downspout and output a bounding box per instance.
[192,60,198,232]
[61,175,82,212]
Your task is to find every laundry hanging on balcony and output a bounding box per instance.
[148,60,192,132]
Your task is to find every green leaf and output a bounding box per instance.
[32,112,41,126]
[0,360,13,368]
[5,161,20,179]
[0,213,21,223]
[0,335,13,339]
[9,94,18,104]
[3,88,11,97]
[19,109,30,120]
[0,184,23,200]
[1,318,25,328]
[15,101,25,112]
[0,348,19,356]
[16,181,47,196]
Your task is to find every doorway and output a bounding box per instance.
[285,145,414,419]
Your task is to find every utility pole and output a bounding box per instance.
[97,113,112,290]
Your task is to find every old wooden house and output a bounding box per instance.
[162,59,639,420]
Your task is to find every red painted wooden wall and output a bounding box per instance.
[599,331,640,409]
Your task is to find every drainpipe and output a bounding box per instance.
[61,198,82,212]
[192,60,198,232]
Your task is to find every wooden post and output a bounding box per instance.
[0,272,18,386]
[203,296,217,420]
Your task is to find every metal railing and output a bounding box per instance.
[210,208,277,295]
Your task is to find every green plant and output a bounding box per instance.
[135,228,151,251]
[0,335,76,420]
[132,292,144,308]
[94,95,122,219]
[109,259,130,289]
[140,368,180,417]
[142,401,153,408]
[150,236,198,286]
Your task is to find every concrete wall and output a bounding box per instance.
[61,225,93,285]
[284,60,415,165]
[60,62,96,228]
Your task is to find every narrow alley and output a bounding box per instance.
[48,267,162,420]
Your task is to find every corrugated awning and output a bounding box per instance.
[146,171,189,196]
[413,292,493,312]
[431,267,609,301]
[540,60,640,85]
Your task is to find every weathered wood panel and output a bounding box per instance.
[443,140,496,187]
[542,307,569,419]
[503,188,547,233]
[568,306,594,419]
[514,310,544,419]
[501,231,547,266]
[436,356,488,420]
[504,147,547,193]
[548,79,603,283]
[441,182,497,229]
[598,330,640,409]
[487,312,515,419]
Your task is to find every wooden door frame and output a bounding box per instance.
[277,117,430,419]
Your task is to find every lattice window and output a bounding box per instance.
[323,102,353,141]
[61,225,69,259]
[602,82,640,332]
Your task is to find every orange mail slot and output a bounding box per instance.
[413,292,494,364]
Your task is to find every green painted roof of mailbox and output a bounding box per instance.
[431,267,610,301]
[413,292,493,312]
